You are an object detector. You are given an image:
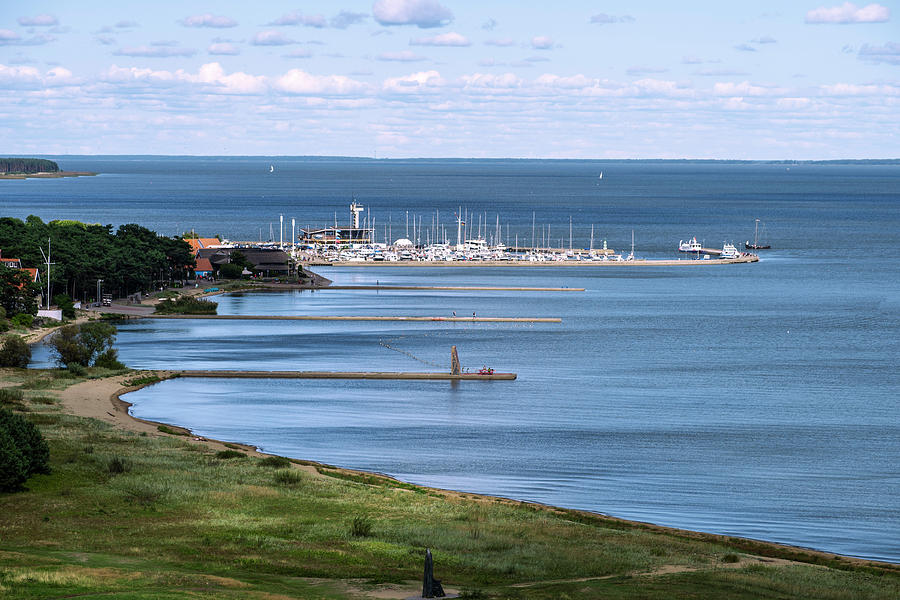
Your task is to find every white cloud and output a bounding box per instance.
[268,11,327,28]
[208,42,240,56]
[275,69,366,95]
[858,42,900,64]
[0,63,78,88]
[531,36,555,50]
[373,0,453,28]
[805,3,890,24]
[410,32,470,46]
[331,11,368,29]
[251,30,296,46]
[17,14,59,27]
[460,72,522,89]
[382,70,445,93]
[114,45,197,58]
[590,13,635,25]
[378,50,426,62]
[713,81,781,96]
[694,68,749,77]
[192,63,266,94]
[0,30,56,46]
[179,14,238,28]
[819,82,900,95]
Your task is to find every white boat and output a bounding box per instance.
[720,242,740,259]
[678,237,702,253]
[269,165,274,173]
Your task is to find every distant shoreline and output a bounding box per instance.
[0,171,97,180]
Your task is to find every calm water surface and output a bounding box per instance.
[17,158,900,562]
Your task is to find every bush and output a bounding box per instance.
[722,553,741,563]
[0,388,24,407]
[66,363,87,376]
[0,306,6,319]
[94,348,125,370]
[0,427,27,492]
[215,449,244,460]
[349,515,373,537]
[52,294,76,319]
[273,470,305,487]
[48,322,117,367]
[153,296,217,315]
[0,407,50,491]
[0,335,31,368]
[258,456,292,469]
[10,314,33,329]
[218,262,243,279]
[108,456,131,474]
[0,318,7,332]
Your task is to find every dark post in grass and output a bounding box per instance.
[422,548,445,598]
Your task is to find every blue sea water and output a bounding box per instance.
[13,157,900,562]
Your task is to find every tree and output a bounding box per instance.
[48,322,118,367]
[219,262,243,279]
[53,294,76,319]
[0,335,31,368]
[0,407,50,492]
[0,267,38,316]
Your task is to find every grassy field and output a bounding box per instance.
[1,366,898,599]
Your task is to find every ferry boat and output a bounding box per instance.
[720,243,740,259]
[678,237,702,253]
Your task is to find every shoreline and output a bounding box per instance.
[78,370,896,569]
[0,171,97,179]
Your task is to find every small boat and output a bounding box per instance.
[720,242,740,259]
[678,237,702,253]
[745,218,770,250]
[269,165,275,173]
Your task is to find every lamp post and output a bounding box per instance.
[96,279,103,307]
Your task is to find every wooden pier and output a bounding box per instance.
[153,314,561,323]
[175,370,516,381]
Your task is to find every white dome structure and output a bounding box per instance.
[393,238,414,247]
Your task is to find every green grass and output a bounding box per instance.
[0,369,898,599]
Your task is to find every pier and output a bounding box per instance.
[175,370,516,381]
[152,314,562,323]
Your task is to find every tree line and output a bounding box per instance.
[0,216,195,304]
[0,159,59,174]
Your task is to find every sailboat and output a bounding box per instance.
[269,165,275,173]
[745,219,770,250]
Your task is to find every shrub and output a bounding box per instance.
[108,456,131,474]
[48,322,117,367]
[273,470,305,487]
[722,553,741,563]
[0,306,6,319]
[66,363,87,376]
[218,262,243,279]
[10,314,33,329]
[215,449,244,460]
[154,296,217,315]
[258,456,292,469]
[0,319,7,332]
[0,427,27,492]
[93,348,125,370]
[0,335,31,368]
[349,515,373,537]
[0,407,50,491]
[157,425,188,436]
[0,389,24,406]
[52,294,76,319]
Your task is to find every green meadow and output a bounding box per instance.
[1,367,898,599]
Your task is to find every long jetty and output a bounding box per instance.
[324,285,584,292]
[153,315,561,323]
[176,370,516,381]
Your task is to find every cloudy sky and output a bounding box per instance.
[1,1,897,158]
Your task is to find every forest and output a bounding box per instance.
[0,216,195,303]
[0,159,59,174]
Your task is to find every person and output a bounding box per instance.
[452,311,456,317]
[473,311,476,318]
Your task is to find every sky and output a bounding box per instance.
[1,0,898,159]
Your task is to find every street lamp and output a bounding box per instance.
[96,279,103,307]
